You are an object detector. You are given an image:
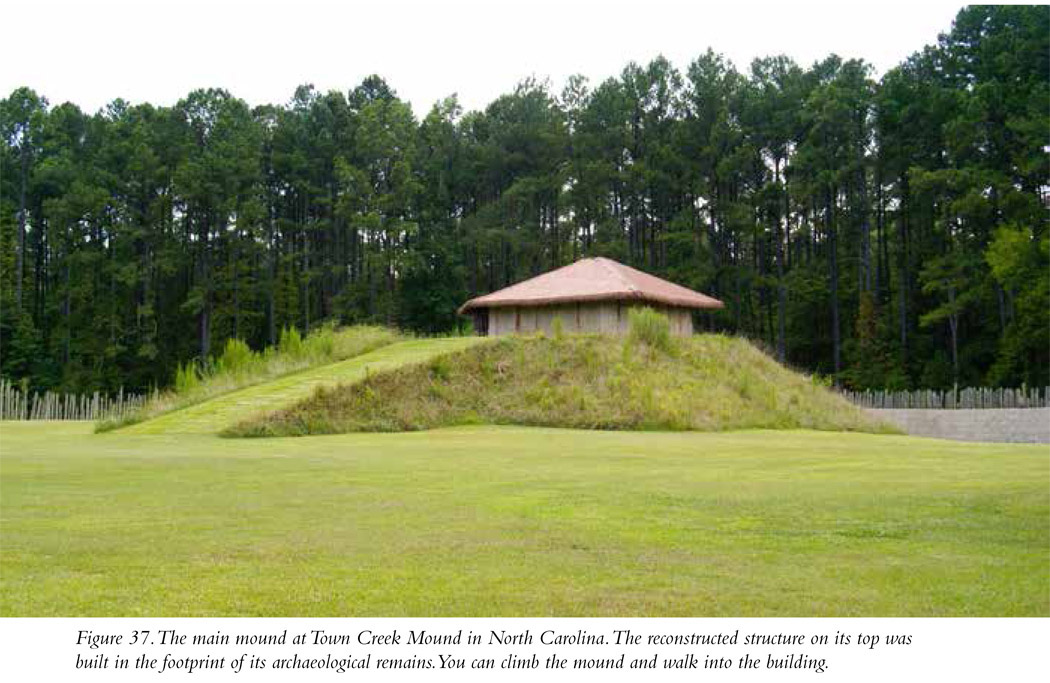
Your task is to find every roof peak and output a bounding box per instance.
[593,256,638,293]
[459,256,724,313]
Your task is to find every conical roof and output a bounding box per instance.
[459,257,723,313]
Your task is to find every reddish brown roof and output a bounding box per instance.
[459,257,724,313]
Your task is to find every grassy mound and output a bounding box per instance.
[98,324,402,432]
[226,334,891,437]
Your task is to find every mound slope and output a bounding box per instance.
[227,334,890,437]
[120,338,484,434]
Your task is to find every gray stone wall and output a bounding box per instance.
[870,408,1050,444]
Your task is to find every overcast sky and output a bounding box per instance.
[6,0,968,116]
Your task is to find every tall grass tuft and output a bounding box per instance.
[174,361,200,394]
[217,338,257,377]
[279,326,304,358]
[627,307,674,354]
[552,316,565,340]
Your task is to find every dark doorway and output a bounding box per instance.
[471,309,489,336]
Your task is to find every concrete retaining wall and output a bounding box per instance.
[869,408,1050,444]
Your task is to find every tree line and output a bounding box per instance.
[1,5,1046,394]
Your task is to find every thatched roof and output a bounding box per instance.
[459,257,724,313]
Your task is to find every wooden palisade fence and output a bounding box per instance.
[0,379,148,421]
[843,386,1050,410]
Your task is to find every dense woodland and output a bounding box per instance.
[1,5,1047,394]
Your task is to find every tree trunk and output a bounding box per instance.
[897,177,909,367]
[199,210,211,358]
[15,145,28,312]
[232,216,240,340]
[948,285,959,385]
[63,258,71,365]
[267,200,277,346]
[775,159,786,363]
[827,188,841,378]
[875,167,886,303]
[858,159,871,294]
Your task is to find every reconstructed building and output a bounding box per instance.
[459,257,723,336]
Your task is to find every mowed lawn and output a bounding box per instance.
[1,421,1047,616]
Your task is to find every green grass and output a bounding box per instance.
[2,421,1046,616]
[98,325,403,432]
[228,334,890,437]
[117,337,485,435]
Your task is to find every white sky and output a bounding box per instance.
[5,0,969,116]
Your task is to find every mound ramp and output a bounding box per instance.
[119,338,484,435]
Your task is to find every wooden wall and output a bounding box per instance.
[486,302,693,337]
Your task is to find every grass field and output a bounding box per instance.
[117,337,484,434]
[2,421,1046,616]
